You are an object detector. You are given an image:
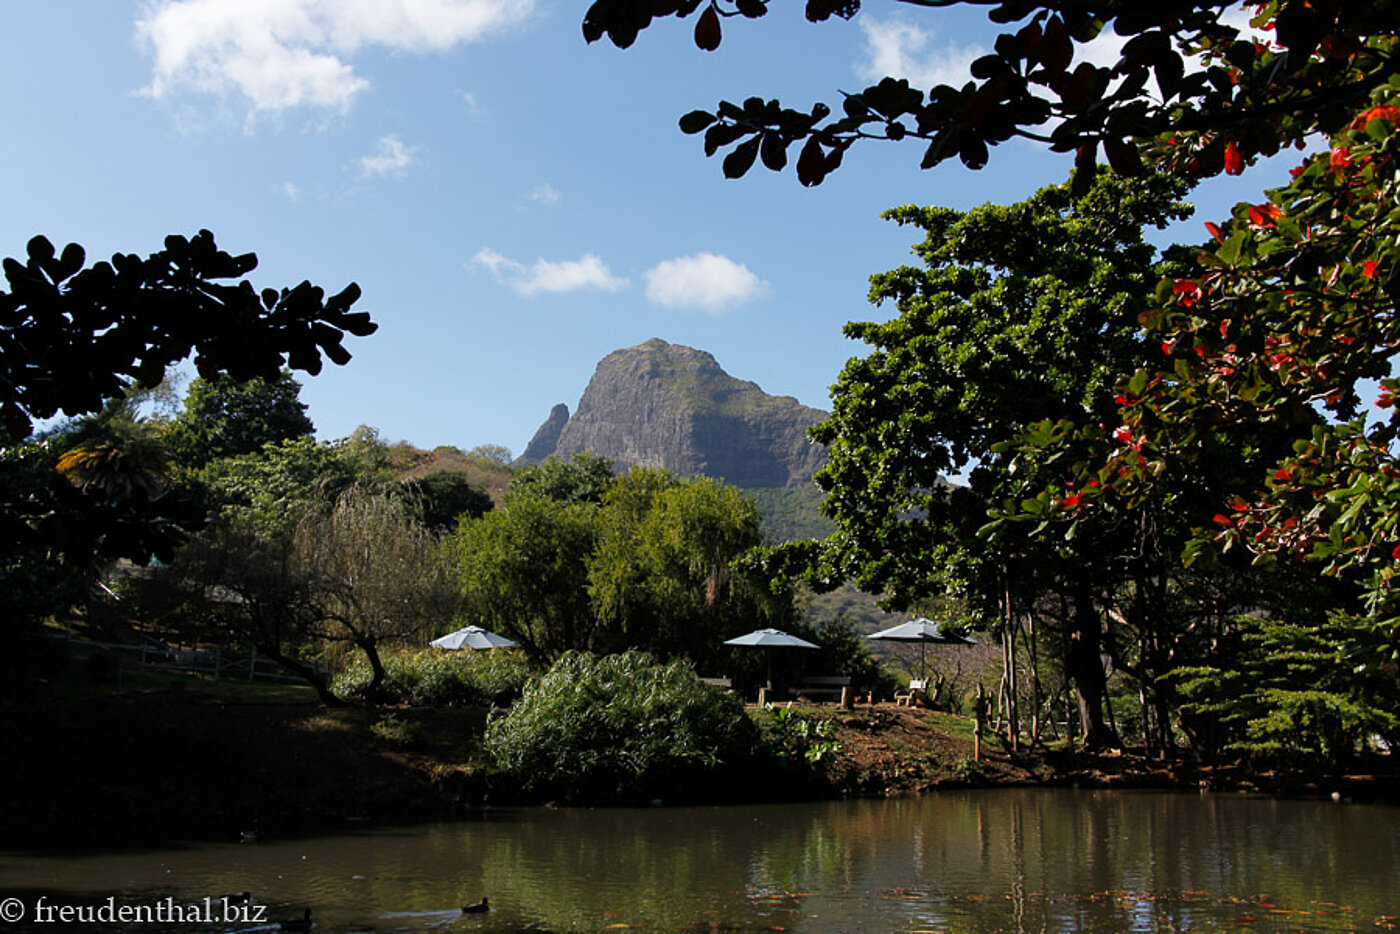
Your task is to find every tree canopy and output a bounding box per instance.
[0,229,374,628]
[1,230,373,442]
[592,0,1400,752]
[450,466,793,668]
[777,174,1290,747]
[584,1,1394,189]
[166,370,314,469]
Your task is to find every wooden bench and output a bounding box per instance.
[896,678,929,707]
[791,675,851,703]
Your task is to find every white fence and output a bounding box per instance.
[54,633,308,684]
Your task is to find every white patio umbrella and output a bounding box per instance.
[866,617,976,681]
[723,627,819,689]
[430,625,516,650]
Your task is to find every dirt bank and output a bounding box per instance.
[3,689,1393,854]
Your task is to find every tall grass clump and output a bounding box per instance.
[484,650,759,803]
[333,647,530,707]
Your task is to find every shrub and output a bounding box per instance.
[370,713,421,745]
[483,650,760,803]
[1172,613,1400,767]
[333,647,531,707]
[761,706,843,763]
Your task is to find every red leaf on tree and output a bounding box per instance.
[1364,260,1380,279]
[1248,203,1280,228]
[1224,141,1245,175]
[1353,105,1400,129]
[1173,279,1202,306]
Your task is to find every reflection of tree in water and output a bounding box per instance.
[1,793,1393,931]
[475,807,805,930]
[466,791,1397,933]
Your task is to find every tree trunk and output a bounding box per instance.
[1004,625,1020,752]
[258,643,343,706]
[1002,581,1019,752]
[1027,612,1042,746]
[361,634,392,702]
[1065,591,1118,750]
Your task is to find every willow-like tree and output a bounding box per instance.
[293,486,461,700]
[589,469,788,670]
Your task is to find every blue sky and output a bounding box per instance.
[3,1,1278,457]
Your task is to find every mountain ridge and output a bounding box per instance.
[517,338,829,489]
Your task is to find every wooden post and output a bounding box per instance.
[757,686,769,706]
[1066,687,1076,752]
[839,685,853,710]
[974,683,985,762]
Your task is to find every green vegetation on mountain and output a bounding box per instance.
[749,485,833,543]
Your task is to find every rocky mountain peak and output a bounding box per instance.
[518,338,828,488]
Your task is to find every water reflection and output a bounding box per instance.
[0,789,1395,932]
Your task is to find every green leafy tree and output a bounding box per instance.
[589,469,787,669]
[449,491,601,665]
[198,436,367,537]
[781,177,1188,745]
[399,470,494,534]
[509,450,616,505]
[450,466,797,671]
[166,370,314,468]
[778,175,1314,748]
[465,444,513,469]
[1173,613,1400,767]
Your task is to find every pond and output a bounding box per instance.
[0,788,1395,932]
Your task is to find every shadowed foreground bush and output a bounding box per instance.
[484,650,761,803]
[333,647,531,707]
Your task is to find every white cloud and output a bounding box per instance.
[855,17,986,90]
[136,0,535,118]
[528,183,561,206]
[472,247,518,278]
[643,253,768,314]
[456,89,482,115]
[472,247,628,297]
[282,180,300,199]
[858,10,1272,99]
[359,134,418,177]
